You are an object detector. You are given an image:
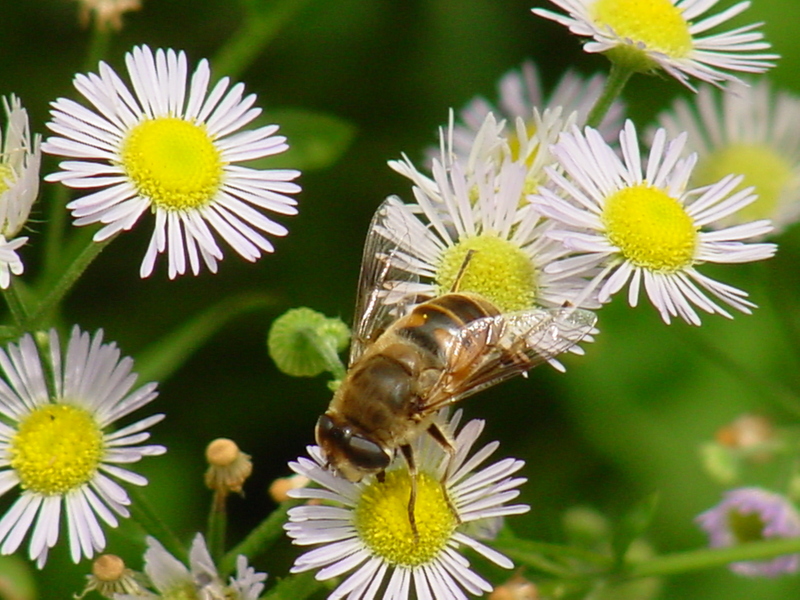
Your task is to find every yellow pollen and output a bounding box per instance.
[10,404,104,495]
[728,510,766,544]
[121,117,224,211]
[591,0,693,69]
[693,143,795,222]
[354,470,457,567]
[601,183,697,272]
[436,235,536,312]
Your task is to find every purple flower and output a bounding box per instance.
[697,487,800,577]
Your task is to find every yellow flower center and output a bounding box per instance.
[693,143,795,222]
[601,183,698,272]
[507,122,545,197]
[161,583,199,600]
[591,0,693,70]
[436,234,536,312]
[354,470,458,567]
[508,122,539,164]
[728,509,766,544]
[120,117,224,211]
[10,404,105,495]
[0,163,14,195]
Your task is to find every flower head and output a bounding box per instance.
[0,327,165,567]
[532,119,776,325]
[118,534,267,600]
[76,554,148,599]
[204,438,252,495]
[654,80,800,234]
[388,113,601,315]
[533,0,778,90]
[76,0,142,31]
[696,487,800,577]
[450,60,624,160]
[0,95,41,288]
[284,410,529,600]
[43,45,301,279]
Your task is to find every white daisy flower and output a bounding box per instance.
[285,409,529,600]
[450,60,625,160]
[0,327,165,567]
[654,79,800,234]
[387,112,601,315]
[533,0,778,90]
[532,119,777,325]
[42,45,301,279]
[117,534,267,600]
[0,95,41,289]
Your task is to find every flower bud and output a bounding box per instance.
[204,438,253,495]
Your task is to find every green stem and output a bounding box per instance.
[212,0,312,80]
[2,280,30,330]
[83,21,112,72]
[129,486,188,563]
[218,500,299,578]
[492,535,613,574]
[33,330,58,401]
[585,62,633,129]
[42,184,70,284]
[624,537,800,579]
[304,328,347,382]
[207,491,228,564]
[28,234,116,330]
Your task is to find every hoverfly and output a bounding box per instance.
[315,198,596,533]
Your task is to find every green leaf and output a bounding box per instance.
[134,293,276,384]
[252,109,356,171]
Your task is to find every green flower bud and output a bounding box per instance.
[267,307,350,378]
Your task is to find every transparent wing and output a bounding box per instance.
[422,306,597,411]
[349,197,434,364]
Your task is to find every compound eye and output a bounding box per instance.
[315,414,345,445]
[345,434,391,472]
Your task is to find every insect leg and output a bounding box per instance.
[425,421,456,469]
[425,421,461,524]
[399,444,419,541]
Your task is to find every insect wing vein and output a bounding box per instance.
[350,197,427,364]
[423,307,596,409]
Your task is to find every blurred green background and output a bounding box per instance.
[1,0,800,598]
